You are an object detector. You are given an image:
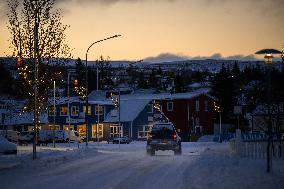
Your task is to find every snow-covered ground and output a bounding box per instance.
[0,141,283,189]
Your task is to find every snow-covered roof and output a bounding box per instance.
[88,100,113,106]
[119,88,214,101]
[48,96,82,105]
[4,112,48,125]
[104,99,151,122]
[251,103,284,115]
[88,90,107,101]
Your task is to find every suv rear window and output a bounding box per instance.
[151,123,174,139]
[152,124,174,131]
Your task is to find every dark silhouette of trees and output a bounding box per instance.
[0,62,16,95]
[211,64,236,122]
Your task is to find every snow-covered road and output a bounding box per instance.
[0,142,283,189]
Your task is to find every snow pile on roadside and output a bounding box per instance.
[197,135,215,142]
[0,142,98,170]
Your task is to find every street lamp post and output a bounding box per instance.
[85,35,121,146]
[33,0,39,160]
[255,48,282,173]
[53,80,56,148]
[214,102,221,142]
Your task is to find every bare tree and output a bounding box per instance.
[7,0,71,112]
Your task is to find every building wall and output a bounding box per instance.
[158,94,215,140]
[48,102,114,140]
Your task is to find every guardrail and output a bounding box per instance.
[230,139,284,159]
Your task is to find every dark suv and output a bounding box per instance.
[146,122,182,155]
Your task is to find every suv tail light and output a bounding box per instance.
[149,133,155,140]
[172,133,177,141]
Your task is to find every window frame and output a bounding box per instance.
[83,105,91,115]
[167,102,173,111]
[138,125,152,139]
[60,105,68,116]
[204,100,208,112]
[95,105,103,115]
[196,100,200,112]
[71,106,79,116]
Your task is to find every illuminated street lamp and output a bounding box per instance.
[255,48,282,173]
[85,35,121,146]
[214,102,222,143]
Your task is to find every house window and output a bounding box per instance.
[110,125,122,138]
[71,106,79,116]
[92,124,103,138]
[95,105,103,115]
[167,102,173,111]
[204,100,208,111]
[196,117,200,125]
[83,105,91,115]
[138,125,152,139]
[196,100,200,112]
[49,106,55,116]
[60,106,68,116]
[147,104,153,113]
[77,125,86,137]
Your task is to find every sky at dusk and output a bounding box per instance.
[0,0,283,62]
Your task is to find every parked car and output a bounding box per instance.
[38,130,54,144]
[0,130,19,143]
[55,130,82,143]
[112,136,132,144]
[0,136,17,154]
[146,122,182,155]
[18,131,34,145]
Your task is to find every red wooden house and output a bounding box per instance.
[155,90,217,140]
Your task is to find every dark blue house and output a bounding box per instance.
[48,97,114,140]
[48,96,167,141]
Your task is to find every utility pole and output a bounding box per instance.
[33,0,39,160]
[85,52,89,147]
[53,81,56,148]
[97,104,100,146]
[68,72,71,147]
[255,48,282,173]
[118,89,121,150]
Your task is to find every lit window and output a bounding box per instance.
[60,106,68,116]
[83,105,91,115]
[92,124,103,138]
[71,106,79,116]
[95,105,103,115]
[167,102,173,111]
[196,100,200,112]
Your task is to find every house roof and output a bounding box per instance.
[4,112,48,125]
[88,90,107,101]
[119,88,215,101]
[251,103,284,115]
[104,98,151,122]
[104,88,215,123]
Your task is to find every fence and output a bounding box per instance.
[230,139,284,159]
